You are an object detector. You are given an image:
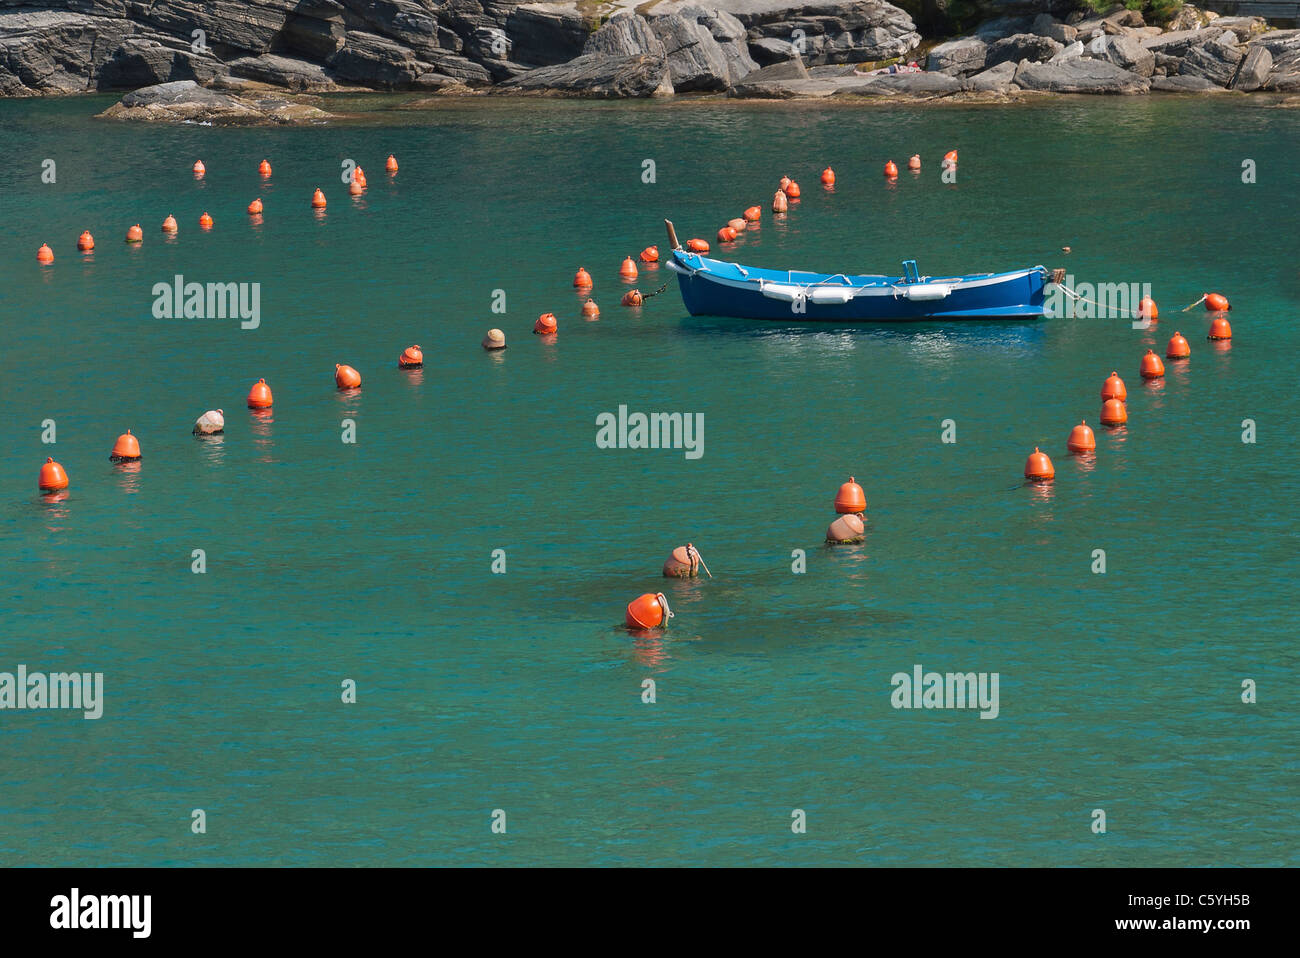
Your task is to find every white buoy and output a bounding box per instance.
[193,409,225,435]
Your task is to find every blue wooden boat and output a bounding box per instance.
[663,221,1050,322]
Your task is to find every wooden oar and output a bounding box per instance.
[665,219,681,250]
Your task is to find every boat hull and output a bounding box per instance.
[669,250,1048,322]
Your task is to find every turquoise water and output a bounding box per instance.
[0,95,1296,866]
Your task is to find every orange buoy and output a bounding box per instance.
[534,312,557,334]
[743,206,761,222]
[718,226,737,243]
[199,212,213,230]
[162,215,178,233]
[639,246,659,263]
[38,457,68,491]
[385,154,398,173]
[663,544,701,578]
[258,159,272,176]
[248,199,263,215]
[573,267,593,288]
[728,218,747,232]
[77,230,94,251]
[110,429,141,462]
[1138,296,1158,321]
[1100,398,1128,426]
[834,476,867,515]
[1139,348,1165,379]
[779,175,791,191]
[1205,292,1230,312]
[621,289,644,307]
[821,167,835,185]
[582,299,600,319]
[335,364,361,389]
[619,256,638,280]
[884,160,898,178]
[908,154,921,171]
[625,592,672,629]
[247,378,273,409]
[1024,447,1054,481]
[943,150,958,164]
[398,344,423,368]
[1208,316,1232,340]
[1066,421,1096,453]
[785,181,801,198]
[36,243,54,263]
[1101,371,1127,403]
[686,239,709,253]
[193,160,205,176]
[125,224,143,244]
[349,179,364,196]
[826,513,866,544]
[1166,331,1190,359]
[311,188,327,210]
[482,328,507,350]
[772,190,788,213]
[354,168,367,187]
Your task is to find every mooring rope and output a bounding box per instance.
[1180,294,1208,312]
[1054,281,1145,320]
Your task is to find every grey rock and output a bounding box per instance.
[1249,29,1300,57]
[986,33,1063,69]
[500,52,673,98]
[507,4,594,68]
[750,36,801,65]
[680,8,756,84]
[282,1,346,61]
[0,10,131,95]
[730,64,959,99]
[1030,14,1076,45]
[1014,57,1150,94]
[584,13,664,59]
[128,0,289,57]
[1179,33,1242,86]
[100,78,333,123]
[1049,40,1083,64]
[730,77,837,98]
[651,8,756,91]
[727,55,816,95]
[651,13,727,91]
[1141,27,1225,58]
[96,33,229,90]
[843,70,961,95]
[326,29,490,88]
[965,59,1018,91]
[1229,44,1270,91]
[687,0,922,67]
[926,37,987,76]
[1154,52,1182,74]
[1264,46,1300,92]
[1212,17,1267,42]
[1089,34,1155,78]
[228,53,338,91]
[1151,74,1227,92]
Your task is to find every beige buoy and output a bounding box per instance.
[663,544,699,578]
[826,513,865,544]
[482,328,506,350]
[193,409,225,435]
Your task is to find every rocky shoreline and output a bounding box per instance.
[2,2,1298,121]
